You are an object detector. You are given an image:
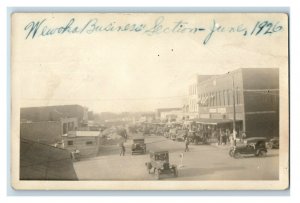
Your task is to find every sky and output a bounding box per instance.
[12,13,288,113]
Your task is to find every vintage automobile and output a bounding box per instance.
[128,125,138,134]
[169,128,178,141]
[175,129,187,142]
[267,137,279,149]
[131,136,146,155]
[187,131,199,144]
[187,130,208,145]
[229,137,268,158]
[145,150,178,180]
[155,125,165,136]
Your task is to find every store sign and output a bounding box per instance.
[209,108,217,113]
[200,114,210,119]
[217,108,226,114]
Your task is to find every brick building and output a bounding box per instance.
[196,68,279,138]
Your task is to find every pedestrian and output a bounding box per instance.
[218,129,222,145]
[185,138,190,152]
[119,142,125,156]
[223,131,227,145]
[241,131,246,143]
[183,129,188,141]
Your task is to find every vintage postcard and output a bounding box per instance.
[11,13,289,190]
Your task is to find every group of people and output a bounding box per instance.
[215,128,246,145]
[217,129,231,145]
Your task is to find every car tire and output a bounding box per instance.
[259,150,267,157]
[233,152,241,159]
[268,143,273,149]
[229,149,234,157]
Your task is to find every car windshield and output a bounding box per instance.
[155,153,168,161]
[133,139,144,143]
[256,141,266,148]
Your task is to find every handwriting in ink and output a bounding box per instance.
[23,17,284,45]
[250,21,283,36]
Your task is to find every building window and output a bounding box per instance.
[67,140,73,146]
[214,92,217,106]
[217,91,221,106]
[86,141,93,145]
[224,90,227,106]
[227,90,231,105]
[211,93,214,106]
[220,91,224,106]
[63,123,68,134]
[236,88,239,104]
[206,93,209,106]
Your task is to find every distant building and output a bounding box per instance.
[156,107,183,122]
[20,117,78,145]
[20,138,77,180]
[20,104,88,126]
[184,75,216,119]
[20,104,89,145]
[88,111,94,120]
[196,68,279,138]
[139,112,156,123]
[62,131,103,157]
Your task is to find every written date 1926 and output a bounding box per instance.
[250,21,283,36]
[203,20,283,45]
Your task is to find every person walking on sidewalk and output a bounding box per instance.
[185,138,190,152]
[119,142,125,156]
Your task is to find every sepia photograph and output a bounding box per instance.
[10,13,289,190]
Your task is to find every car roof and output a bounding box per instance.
[245,137,267,143]
[132,136,145,139]
[149,150,169,154]
[246,137,267,140]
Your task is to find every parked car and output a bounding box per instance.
[155,126,165,136]
[131,136,146,155]
[145,150,178,180]
[176,129,187,142]
[267,137,279,149]
[229,137,268,158]
[169,128,178,141]
[142,127,151,135]
[187,131,207,144]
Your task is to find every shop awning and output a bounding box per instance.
[191,118,242,125]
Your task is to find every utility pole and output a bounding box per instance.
[232,73,237,146]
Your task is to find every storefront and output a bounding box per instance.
[196,68,279,139]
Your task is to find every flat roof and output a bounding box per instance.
[132,136,145,140]
[67,131,100,137]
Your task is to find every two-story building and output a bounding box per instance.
[196,68,279,138]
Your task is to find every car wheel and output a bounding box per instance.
[269,143,273,149]
[229,149,234,157]
[259,150,267,157]
[233,152,241,159]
